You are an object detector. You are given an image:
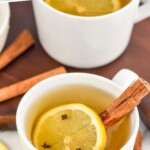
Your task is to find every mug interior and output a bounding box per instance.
[38,0,137,19]
[16,73,139,149]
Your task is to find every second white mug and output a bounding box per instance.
[32,0,150,68]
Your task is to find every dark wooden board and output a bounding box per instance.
[0,1,150,130]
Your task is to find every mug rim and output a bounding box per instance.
[16,73,139,150]
[37,0,139,20]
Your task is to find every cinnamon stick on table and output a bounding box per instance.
[0,29,34,70]
[0,115,16,124]
[134,131,142,150]
[0,66,66,102]
[100,78,150,126]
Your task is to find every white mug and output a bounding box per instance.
[0,3,10,53]
[16,69,139,150]
[31,0,150,68]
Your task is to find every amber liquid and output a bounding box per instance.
[44,0,131,16]
[121,0,132,7]
[32,84,130,150]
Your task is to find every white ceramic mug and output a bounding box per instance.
[0,3,10,53]
[16,69,139,150]
[31,0,150,68]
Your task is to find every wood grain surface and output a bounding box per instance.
[0,1,150,130]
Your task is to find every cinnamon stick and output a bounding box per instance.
[0,66,66,102]
[0,29,34,70]
[100,78,150,126]
[134,131,142,150]
[0,115,16,124]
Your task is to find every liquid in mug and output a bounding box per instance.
[31,84,130,150]
[43,0,131,16]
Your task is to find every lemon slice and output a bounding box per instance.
[44,0,121,16]
[0,142,8,150]
[33,104,106,150]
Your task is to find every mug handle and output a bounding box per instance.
[112,69,139,90]
[135,0,150,23]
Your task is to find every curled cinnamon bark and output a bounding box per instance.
[0,115,16,124]
[0,67,66,102]
[100,78,150,126]
[134,131,142,150]
[0,29,34,70]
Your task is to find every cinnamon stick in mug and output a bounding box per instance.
[0,67,66,102]
[100,78,150,126]
[0,29,34,70]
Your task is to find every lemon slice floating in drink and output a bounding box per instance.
[33,104,106,150]
[44,0,121,16]
[0,142,8,150]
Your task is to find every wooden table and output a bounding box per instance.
[0,1,150,130]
